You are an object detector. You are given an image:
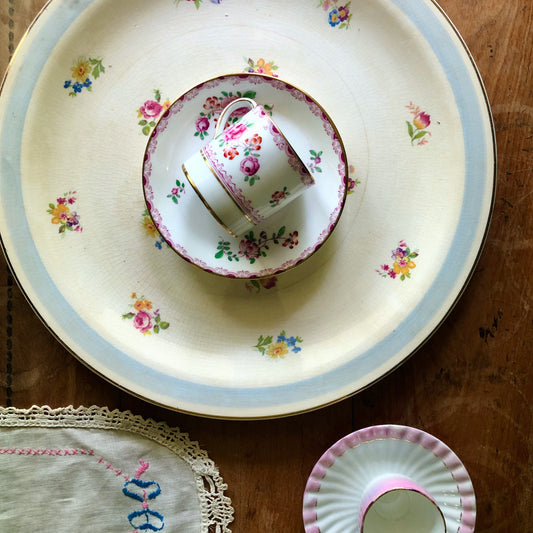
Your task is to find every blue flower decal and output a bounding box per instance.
[329,8,341,27]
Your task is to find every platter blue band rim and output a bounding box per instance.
[0,0,496,416]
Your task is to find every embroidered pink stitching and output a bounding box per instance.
[98,456,130,481]
[0,447,94,456]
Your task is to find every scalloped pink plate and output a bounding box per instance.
[143,73,348,279]
[303,425,476,533]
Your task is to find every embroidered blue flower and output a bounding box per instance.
[123,479,161,502]
[128,509,164,531]
[64,80,72,88]
[72,82,83,93]
[123,461,164,532]
[83,77,92,88]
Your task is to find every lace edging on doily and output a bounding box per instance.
[0,405,234,533]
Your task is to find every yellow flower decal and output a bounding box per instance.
[266,341,289,359]
[51,203,69,224]
[245,58,279,77]
[64,57,105,97]
[254,331,303,359]
[141,208,167,250]
[142,214,158,238]
[71,58,92,83]
[377,240,419,281]
[47,191,82,235]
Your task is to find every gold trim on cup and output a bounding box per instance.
[181,162,239,238]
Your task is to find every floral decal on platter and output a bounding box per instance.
[63,57,105,96]
[47,191,82,235]
[142,208,167,249]
[245,276,278,293]
[166,178,186,204]
[122,293,169,335]
[319,0,352,29]
[254,330,303,359]
[244,58,279,77]
[406,102,432,146]
[346,164,361,195]
[376,240,419,281]
[138,89,171,136]
[174,0,221,8]
[215,227,299,264]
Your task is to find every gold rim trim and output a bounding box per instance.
[200,147,257,227]
[181,162,238,238]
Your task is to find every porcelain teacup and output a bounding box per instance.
[182,97,315,237]
[360,475,446,533]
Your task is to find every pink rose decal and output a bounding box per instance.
[133,310,152,334]
[137,89,170,136]
[196,116,210,134]
[222,122,247,142]
[140,100,163,119]
[122,293,169,335]
[240,155,260,186]
[240,156,260,176]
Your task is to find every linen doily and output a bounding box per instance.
[0,405,234,532]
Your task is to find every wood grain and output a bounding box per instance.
[1,1,531,531]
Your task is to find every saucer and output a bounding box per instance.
[303,425,476,533]
[143,73,348,279]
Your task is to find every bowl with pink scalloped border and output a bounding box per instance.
[143,73,348,279]
[303,425,476,533]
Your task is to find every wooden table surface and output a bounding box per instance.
[1,1,531,531]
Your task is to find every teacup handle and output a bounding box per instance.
[214,97,257,137]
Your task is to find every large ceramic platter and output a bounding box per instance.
[0,0,495,419]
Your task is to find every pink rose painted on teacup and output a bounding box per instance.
[240,156,260,176]
[223,122,248,142]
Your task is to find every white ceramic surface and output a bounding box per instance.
[0,0,495,418]
[145,74,345,278]
[303,425,476,533]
